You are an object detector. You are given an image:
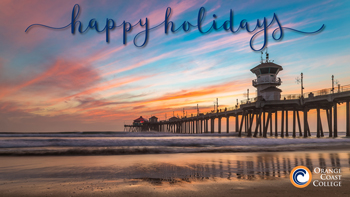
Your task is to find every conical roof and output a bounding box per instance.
[133,116,148,122]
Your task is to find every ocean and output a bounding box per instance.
[0,131,350,155]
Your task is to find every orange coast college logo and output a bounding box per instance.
[290,166,312,188]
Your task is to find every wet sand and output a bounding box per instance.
[1,178,350,197]
[1,150,350,196]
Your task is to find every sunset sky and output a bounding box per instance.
[1,0,350,132]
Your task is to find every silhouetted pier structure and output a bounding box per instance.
[125,53,350,138]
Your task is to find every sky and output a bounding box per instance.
[0,0,350,132]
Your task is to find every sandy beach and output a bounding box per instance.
[2,178,349,197]
[1,150,350,197]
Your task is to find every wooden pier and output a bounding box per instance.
[124,84,350,138]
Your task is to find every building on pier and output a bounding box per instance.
[124,116,150,132]
[133,116,148,126]
[251,52,282,101]
[149,116,158,123]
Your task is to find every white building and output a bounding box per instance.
[250,53,282,101]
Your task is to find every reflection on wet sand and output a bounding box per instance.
[119,152,350,185]
[0,151,350,189]
[0,152,349,197]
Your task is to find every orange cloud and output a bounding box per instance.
[142,80,250,105]
[0,59,101,100]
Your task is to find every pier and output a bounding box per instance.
[125,53,350,138]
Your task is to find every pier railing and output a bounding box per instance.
[239,84,350,105]
[282,84,350,100]
[188,84,350,119]
[252,77,281,86]
[240,97,258,104]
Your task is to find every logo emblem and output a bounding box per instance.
[290,166,312,188]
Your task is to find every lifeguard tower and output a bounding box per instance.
[251,52,283,101]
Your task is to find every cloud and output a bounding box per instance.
[0,101,122,132]
[0,0,83,50]
[0,59,101,99]
[101,52,173,77]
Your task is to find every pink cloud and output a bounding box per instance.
[0,59,101,100]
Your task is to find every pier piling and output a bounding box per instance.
[304,108,308,138]
[317,107,321,138]
[334,102,338,137]
[286,110,289,137]
[347,101,350,136]
[281,109,284,137]
[226,116,230,133]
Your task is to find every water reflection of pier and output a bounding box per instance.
[128,153,349,185]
